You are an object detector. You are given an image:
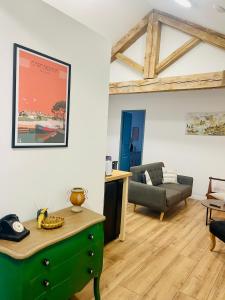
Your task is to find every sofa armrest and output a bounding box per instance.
[128,180,167,212]
[177,175,193,186]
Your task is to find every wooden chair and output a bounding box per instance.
[206,177,225,199]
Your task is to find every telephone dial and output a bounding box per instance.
[0,214,30,242]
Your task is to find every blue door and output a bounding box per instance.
[119,112,132,171]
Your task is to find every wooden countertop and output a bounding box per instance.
[105,170,132,183]
[0,207,105,260]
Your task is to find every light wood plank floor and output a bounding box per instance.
[74,199,225,300]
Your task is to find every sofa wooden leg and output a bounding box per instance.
[210,233,216,251]
[160,212,165,222]
[184,198,188,206]
[133,204,137,212]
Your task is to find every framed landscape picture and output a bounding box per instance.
[12,44,71,148]
[186,112,225,136]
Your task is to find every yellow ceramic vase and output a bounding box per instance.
[70,187,87,212]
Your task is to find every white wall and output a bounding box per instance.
[0,0,110,220]
[108,25,225,197]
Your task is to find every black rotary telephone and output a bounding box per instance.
[0,214,30,242]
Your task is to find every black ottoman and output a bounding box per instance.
[209,221,225,251]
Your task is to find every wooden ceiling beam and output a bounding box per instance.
[156,37,201,74]
[144,12,161,79]
[111,13,150,62]
[109,71,225,95]
[115,53,144,74]
[155,10,225,51]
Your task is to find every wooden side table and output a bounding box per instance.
[105,170,132,241]
[201,199,225,225]
[0,207,105,300]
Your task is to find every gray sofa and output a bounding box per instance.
[129,162,193,221]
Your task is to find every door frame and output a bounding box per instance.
[119,110,146,170]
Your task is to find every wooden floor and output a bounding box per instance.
[75,199,225,300]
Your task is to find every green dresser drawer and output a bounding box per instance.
[23,223,103,281]
[49,245,103,300]
[23,223,103,300]
[28,241,103,300]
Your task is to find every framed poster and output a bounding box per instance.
[12,44,71,148]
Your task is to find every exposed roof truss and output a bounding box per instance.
[110,10,225,95]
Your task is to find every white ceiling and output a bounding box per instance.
[42,0,225,43]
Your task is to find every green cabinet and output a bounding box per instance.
[0,222,104,300]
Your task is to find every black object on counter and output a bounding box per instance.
[112,161,118,170]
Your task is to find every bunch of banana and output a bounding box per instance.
[37,208,48,229]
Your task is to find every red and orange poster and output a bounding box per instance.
[12,44,71,147]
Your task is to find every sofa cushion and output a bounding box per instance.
[135,171,146,183]
[159,183,192,200]
[131,162,164,186]
[140,172,147,184]
[165,188,181,207]
[210,221,225,243]
[147,166,163,186]
[162,168,178,184]
[145,170,153,186]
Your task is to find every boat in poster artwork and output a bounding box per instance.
[36,124,59,133]
[17,117,64,143]
[18,119,63,132]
